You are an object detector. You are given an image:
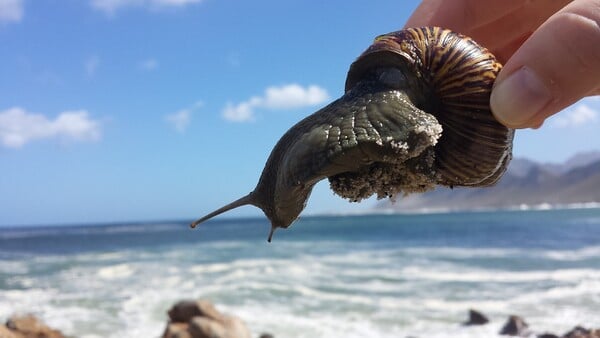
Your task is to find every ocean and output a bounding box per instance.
[1,208,600,338]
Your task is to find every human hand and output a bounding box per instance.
[405,0,600,129]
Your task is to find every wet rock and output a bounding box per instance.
[3,314,65,338]
[499,315,531,337]
[259,334,274,338]
[188,317,228,338]
[0,325,18,338]
[462,309,489,326]
[162,299,251,338]
[168,300,223,323]
[563,326,600,338]
[162,322,192,338]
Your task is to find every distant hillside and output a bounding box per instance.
[376,151,600,212]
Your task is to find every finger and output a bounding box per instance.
[487,34,531,65]
[468,0,568,62]
[490,0,600,129]
[404,0,526,33]
[405,0,571,63]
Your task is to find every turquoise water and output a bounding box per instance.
[1,208,600,337]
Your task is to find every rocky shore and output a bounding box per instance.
[2,303,598,338]
[0,314,65,338]
[463,309,600,338]
[158,302,599,338]
[161,299,252,338]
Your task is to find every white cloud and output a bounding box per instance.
[165,101,202,133]
[0,0,23,24]
[222,84,330,123]
[139,58,158,71]
[223,97,261,123]
[91,0,201,15]
[550,102,599,128]
[263,84,330,109]
[85,55,100,77]
[0,107,102,148]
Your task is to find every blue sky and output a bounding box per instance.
[1,0,599,226]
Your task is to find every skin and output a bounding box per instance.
[405,0,600,129]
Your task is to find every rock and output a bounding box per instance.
[563,326,600,338]
[3,314,65,338]
[463,309,489,326]
[163,322,192,338]
[221,316,251,338]
[499,315,531,337]
[188,317,228,338]
[168,300,223,323]
[162,299,251,338]
[538,334,560,338]
[259,334,274,338]
[0,325,18,338]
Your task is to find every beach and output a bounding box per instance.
[1,208,600,337]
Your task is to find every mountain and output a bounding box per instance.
[375,151,600,212]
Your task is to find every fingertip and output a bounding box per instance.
[491,0,600,129]
[490,66,552,129]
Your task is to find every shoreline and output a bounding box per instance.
[2,202,600,229]
[3,304,598,338]
[314,201,600,217]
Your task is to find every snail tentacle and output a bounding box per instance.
[190,193,256,228]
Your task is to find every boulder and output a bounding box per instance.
[162,299,251,338]
[168,300,223,323]
[499,315,531,337]
[163,322,192,338]
[462,309,489,326]
[188,317,228,338]
[259,334,274,338]
[3,314,65,338]
[538,334,560,338]
[0,325,18,338]
[563,326,600,338]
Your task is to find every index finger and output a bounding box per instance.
[404,0,572,62]
[405,0,526,32]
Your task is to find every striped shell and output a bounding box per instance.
[346,27,514,186]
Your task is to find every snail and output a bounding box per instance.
[191,27,514,241]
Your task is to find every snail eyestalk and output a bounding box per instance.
[190,193,255,228]
[267,226,276,243]
[190,27,514,240]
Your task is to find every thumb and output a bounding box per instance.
[490,0,600,129]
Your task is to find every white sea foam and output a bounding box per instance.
[2,210,600,338]
[96,264,134,279]
[543,246,600,261]
[0,260,29,274]
[399,266,600,282]
[513,279,600,303]
[3,254,599,338]
[403,246,525,259]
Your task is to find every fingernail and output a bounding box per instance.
[490,66,552,128]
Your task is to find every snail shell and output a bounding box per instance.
[345,27,513,187]
[191,27,514,241]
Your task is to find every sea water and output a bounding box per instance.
[1,208,600,337]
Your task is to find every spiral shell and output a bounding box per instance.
[346,27,514,186]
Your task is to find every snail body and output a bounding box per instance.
[191,27,514,241]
